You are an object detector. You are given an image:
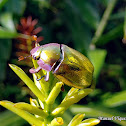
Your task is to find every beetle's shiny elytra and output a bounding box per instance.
[29,43,94,89]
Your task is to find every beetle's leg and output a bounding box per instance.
[52,44,64,73]
[36,71,49,81]
[44,71,49,81]
[29,66,42,73]
[37,75,45,81]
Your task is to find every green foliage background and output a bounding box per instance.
[0,0,126,125]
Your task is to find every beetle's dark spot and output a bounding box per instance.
[55,71,66,75]
[69,65,80,71]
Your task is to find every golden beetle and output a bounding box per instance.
[29,43,94,89]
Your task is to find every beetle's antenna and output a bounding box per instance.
[32,35,37,42]
[18,55,31,61]
[31,35,40,47]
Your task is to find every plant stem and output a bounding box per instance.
[43,73,56,125]
[91,0,117,44]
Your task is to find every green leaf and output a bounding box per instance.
[14,102,48,118]
[9,64,45,102]
[62,110,74,125]
[0,39,12,81]
[103,90,126,107]
[0,61,6,80]
[70,105,126,126]
[33,0,50,8]
[51,88,93,116]
[81,118,100,126]
[63,3,92,53]
[0,110,28,126]
[67,0,100,29]
[0,39,12,60]
[46,82,63,105]
[98,0,110,6]
[0,13,16,32]
[91,0,117,44]
[96,24,123,46]
[88,49,107,79]
[5,0,26,15]
[0,0,8,9]
[0,27,18,38]
[68,114,85,126]
[110,11,125,20]
[0,101,43,126]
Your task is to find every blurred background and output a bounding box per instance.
[0,0,126,125]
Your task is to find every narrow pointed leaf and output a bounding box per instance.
[0,27,18,38]
[52,89,93,116]
[63,88,79,102]
[88,49,107,79]
[68,114,85,126]
[80,118,100,126]
[0,101,43,126]
[0,110,27,126]
[103,90,126,107]
[91,0,117,44]
[0,12,16,32]
[46,82,63,104]
[32,58,49,95]
[14,102,48,118]
[97,24,123,46]
[9,64,45,102]
[33,73,44,93]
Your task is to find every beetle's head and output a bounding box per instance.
[30,46,42,60]
[18,46,42,61]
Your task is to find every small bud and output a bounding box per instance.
[51,117,64,126]
[51,88,93,116]
[68,114,85,126]
[80,118,100,126]
[30,98,39,107]
[46,82,63,105]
